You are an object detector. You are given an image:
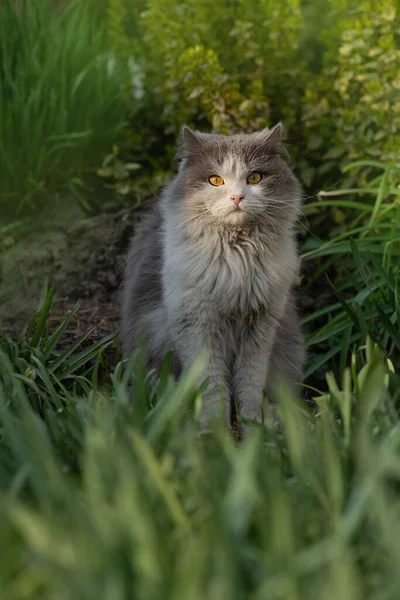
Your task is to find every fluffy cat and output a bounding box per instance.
[120,123,305,425]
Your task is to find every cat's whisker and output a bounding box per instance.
[262,219,280,238]
[178,209,209,229]
[264,197,308,219]
[266,205,298,218]
[255,212,282,237]
[268,204,309,225]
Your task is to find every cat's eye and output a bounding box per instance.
[247,172,262,184]
[209,175,225,186]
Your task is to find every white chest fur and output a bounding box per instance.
[163,220,297,318]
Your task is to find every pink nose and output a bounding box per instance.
[231,194,244,207]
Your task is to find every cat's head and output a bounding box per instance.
[174,124,302,232]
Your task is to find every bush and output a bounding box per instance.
[107,0,400,192]
[302,1,400,188]
[108,0,303,140]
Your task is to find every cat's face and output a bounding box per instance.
[176,125,302,232]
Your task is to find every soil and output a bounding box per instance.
[0,198,143,349]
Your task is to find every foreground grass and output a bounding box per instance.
[1,307,400,599]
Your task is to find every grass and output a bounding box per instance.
[1,316,400,598]
[301,157,400,383]
[0,0,130,216]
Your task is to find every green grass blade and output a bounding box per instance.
[41,303,81,358]
[369,166,391,227]
[30,285,55,347]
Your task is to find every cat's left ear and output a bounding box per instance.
[259,122,283,145]
[256,122,289,160]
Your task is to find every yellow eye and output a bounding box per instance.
[209,175,225,186]
[247,172,262,184]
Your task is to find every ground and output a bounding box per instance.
[0,198,141,349]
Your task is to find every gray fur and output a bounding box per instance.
[120,124,305,425]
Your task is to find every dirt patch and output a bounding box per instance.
[0,199,142,348]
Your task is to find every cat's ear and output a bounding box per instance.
[176,125,204,159]
[182,126,204,149]
[256,122,289,159]
[267,122,283,144]
[259,122,283,145]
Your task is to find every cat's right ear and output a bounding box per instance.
[176,125,204,159]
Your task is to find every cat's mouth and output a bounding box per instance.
[220,206,251,225]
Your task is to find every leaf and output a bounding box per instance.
[308,134,323,150]
[101,153,114,167]
[324,147,345,160]
[342,160,387,173]
[124,162,142,171]
[113,160,129,180]
[30,286,55,348]
[31,357,63,409]
[116,182,131,195]
[350,239,370,287]
[374,303,400,350]
[49,327,96,372]
[188,87,204,100]
[97,166,114,178]
[57,333,115,379]
[41,303,81,359]
[129,430,191,533]
[213,96,225,112]
[369,166,391,227]
[304,334,360,378]
[333,208,346,224]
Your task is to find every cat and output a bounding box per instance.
[120,123,305,426]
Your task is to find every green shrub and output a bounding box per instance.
[108,0,400,192]
[301,1,400,187]
[132,0,305,137]
[0,0,130,215]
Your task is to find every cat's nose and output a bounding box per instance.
[231,194,244,207]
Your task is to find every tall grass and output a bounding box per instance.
[0,325,399,598]
[302,158,400,381]
[0,262,398,598]
[0,0,130,215]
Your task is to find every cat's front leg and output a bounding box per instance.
[233,314,279,424]
[174,316,231,424]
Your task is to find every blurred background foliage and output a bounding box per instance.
[1,0,400,216]
[106,0,400,190]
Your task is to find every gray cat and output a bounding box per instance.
[120,124,305,426]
